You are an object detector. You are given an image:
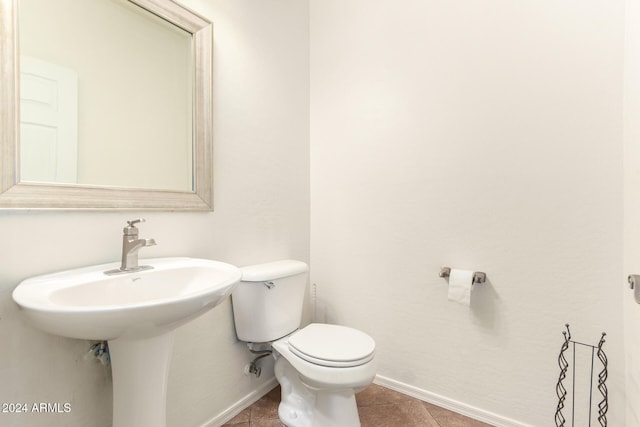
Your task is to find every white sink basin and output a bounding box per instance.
[12,257,242,340]
[13,256,242,427]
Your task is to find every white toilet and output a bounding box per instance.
[231,260,376,427]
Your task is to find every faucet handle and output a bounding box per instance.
[123,218,145,236]
[126,218,145,227]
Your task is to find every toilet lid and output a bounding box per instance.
[288,323,375,368]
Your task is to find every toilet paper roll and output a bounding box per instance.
[447,269,474,306]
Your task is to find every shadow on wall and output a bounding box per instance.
[470,279,501,332]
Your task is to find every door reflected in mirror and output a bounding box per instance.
[19,0,193,192]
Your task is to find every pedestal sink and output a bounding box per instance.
[12,257,242,427]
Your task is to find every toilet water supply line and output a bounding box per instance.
[247,349,272,378]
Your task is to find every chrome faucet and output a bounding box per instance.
[105,218,156,275]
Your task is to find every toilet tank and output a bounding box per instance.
[231,260,308,343]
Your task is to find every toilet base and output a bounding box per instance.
[312,389,361,427]
[275,355,362,427]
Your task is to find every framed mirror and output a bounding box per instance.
[0,0,213,210]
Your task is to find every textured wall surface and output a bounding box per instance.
[309,1,625,425]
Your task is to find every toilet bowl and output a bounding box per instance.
[272,323,376,427]
[231,260,376,427]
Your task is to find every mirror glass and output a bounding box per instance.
[0,0,213,210]
[19,0,193,191]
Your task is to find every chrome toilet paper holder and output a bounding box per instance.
[439,266,486,285]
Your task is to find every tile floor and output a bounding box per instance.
[222,384,494,427]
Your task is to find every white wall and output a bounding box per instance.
[623,0,640,425]
[310,1,625,425]
[0,1,309,426]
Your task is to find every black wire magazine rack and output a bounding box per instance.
[555,324,607,427]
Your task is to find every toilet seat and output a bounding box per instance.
[287,323,375,368]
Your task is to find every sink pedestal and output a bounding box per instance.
[109,331,176,427]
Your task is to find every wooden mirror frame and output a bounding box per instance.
[0,0,213,210]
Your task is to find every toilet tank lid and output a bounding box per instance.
[241,260,308,281]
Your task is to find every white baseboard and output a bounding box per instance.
[374,375,534,427]
[201,374,533,427]
[200,377,279,427]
